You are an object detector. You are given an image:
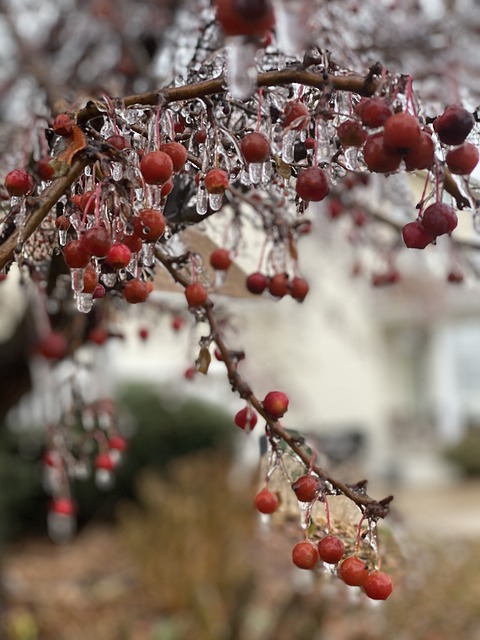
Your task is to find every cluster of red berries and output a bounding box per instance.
[246,271,310,302]
[254,470,393,601]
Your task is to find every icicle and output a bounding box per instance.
[58,229,68,246]
[208,193,223,211]
[248,162,264,185]
[101,272,117,287]
[142,242,155,266]
[70,268,85,292]
[344,147,359,171]
[282,130,297,164]
[111,162,123,181]
[48,511,76,543]
[273,0,310,57]
[196,184,208,215]
[126,254,139,277]
[75,292,93,313]
[226,37,257,100]
[95,468,115,490]
[240,168,251,186]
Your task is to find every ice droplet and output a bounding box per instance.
[208,193,223,211]
[344,147,359,171]
[111,161,123,181]
[249,162,264,185]
[196,184,208,215]
[101,272,117,287]
[142,242,155,267]
[47,512,76,544]
[57,229,68,246]
[282,130,297,164]
[274,0,310,57]
[70,268,85,292]
[95,468,115,491]
[226,37,257,100]
[76,292,93,313]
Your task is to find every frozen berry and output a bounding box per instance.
[234,406,258,431]
[210,248,232,270]
[185,282,208,307]
[5,169,34,196]
[317,535,345,564]
[339,556,369,586]
[254,487,279,514]
[241,132,271,163]
[363,570,393,600]
[296,167,330,202]
[446,142,479,175]
[291,474,319,502]
[402,220,434,249]
[123,279,150,304]
[81,227,112,258]
[421,202,457,238]
[160,141,188,172]
[263,390,289,419]
[383,112,421,155]
[246,271,268,294]
[292,541,319,570]
[205,168,229,194]
[140,150,174,184]
[433,104,474,146]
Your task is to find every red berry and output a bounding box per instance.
[123,279,150,304]
[106,134,129,150]
[37,156,55,181]
[140,150,174,184]
[81,227,112,258]
[402,220,434,249]
[291,474,319,502]
[55,215,70,231]
[363,570,393,600]
[254,487,279,514]
[171,316,185,331]
[185,282,208,307]
[268,272,289,298]
[234,406,258,431]
[133,208,166,242]
[290,276,309,301]
[204,168,229,194]
[52,114,74,136]
[246,271,268,294]
[296,167,330,202]
[93,284,106,298]
[383,112,421,155]
[317,535,345,564]
[106,243,132,269]
[120,231,143,253]
[433,104,474,146]
[5,169,34,196]
[404,130,435,171]
[63,240,91,269]
[292,541,319,570]
[337,120,367,147]
[241,132,271,163]
[35,331,68,360]
[108,435,128,451]
[304,137,316,150]
[88,327,109,344]
[363,132,401,174]
[50,497,75,516]
[78,190,96,214]
[283,100,310,130]
[215,0,275,37]
[160,141,188,172]
[184,365,196,380]
[82,264,98,293]
[339,556,369,586]
[105,133,130,151]
[447,269,464,283]
[95,452,114,471]
[263,390,289,419]
[210,248,232,270]
[421,202,458,238]
[194,129,207,144]
[328,198,344,219]
[446,142,479,175]
[356,97,393,128]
